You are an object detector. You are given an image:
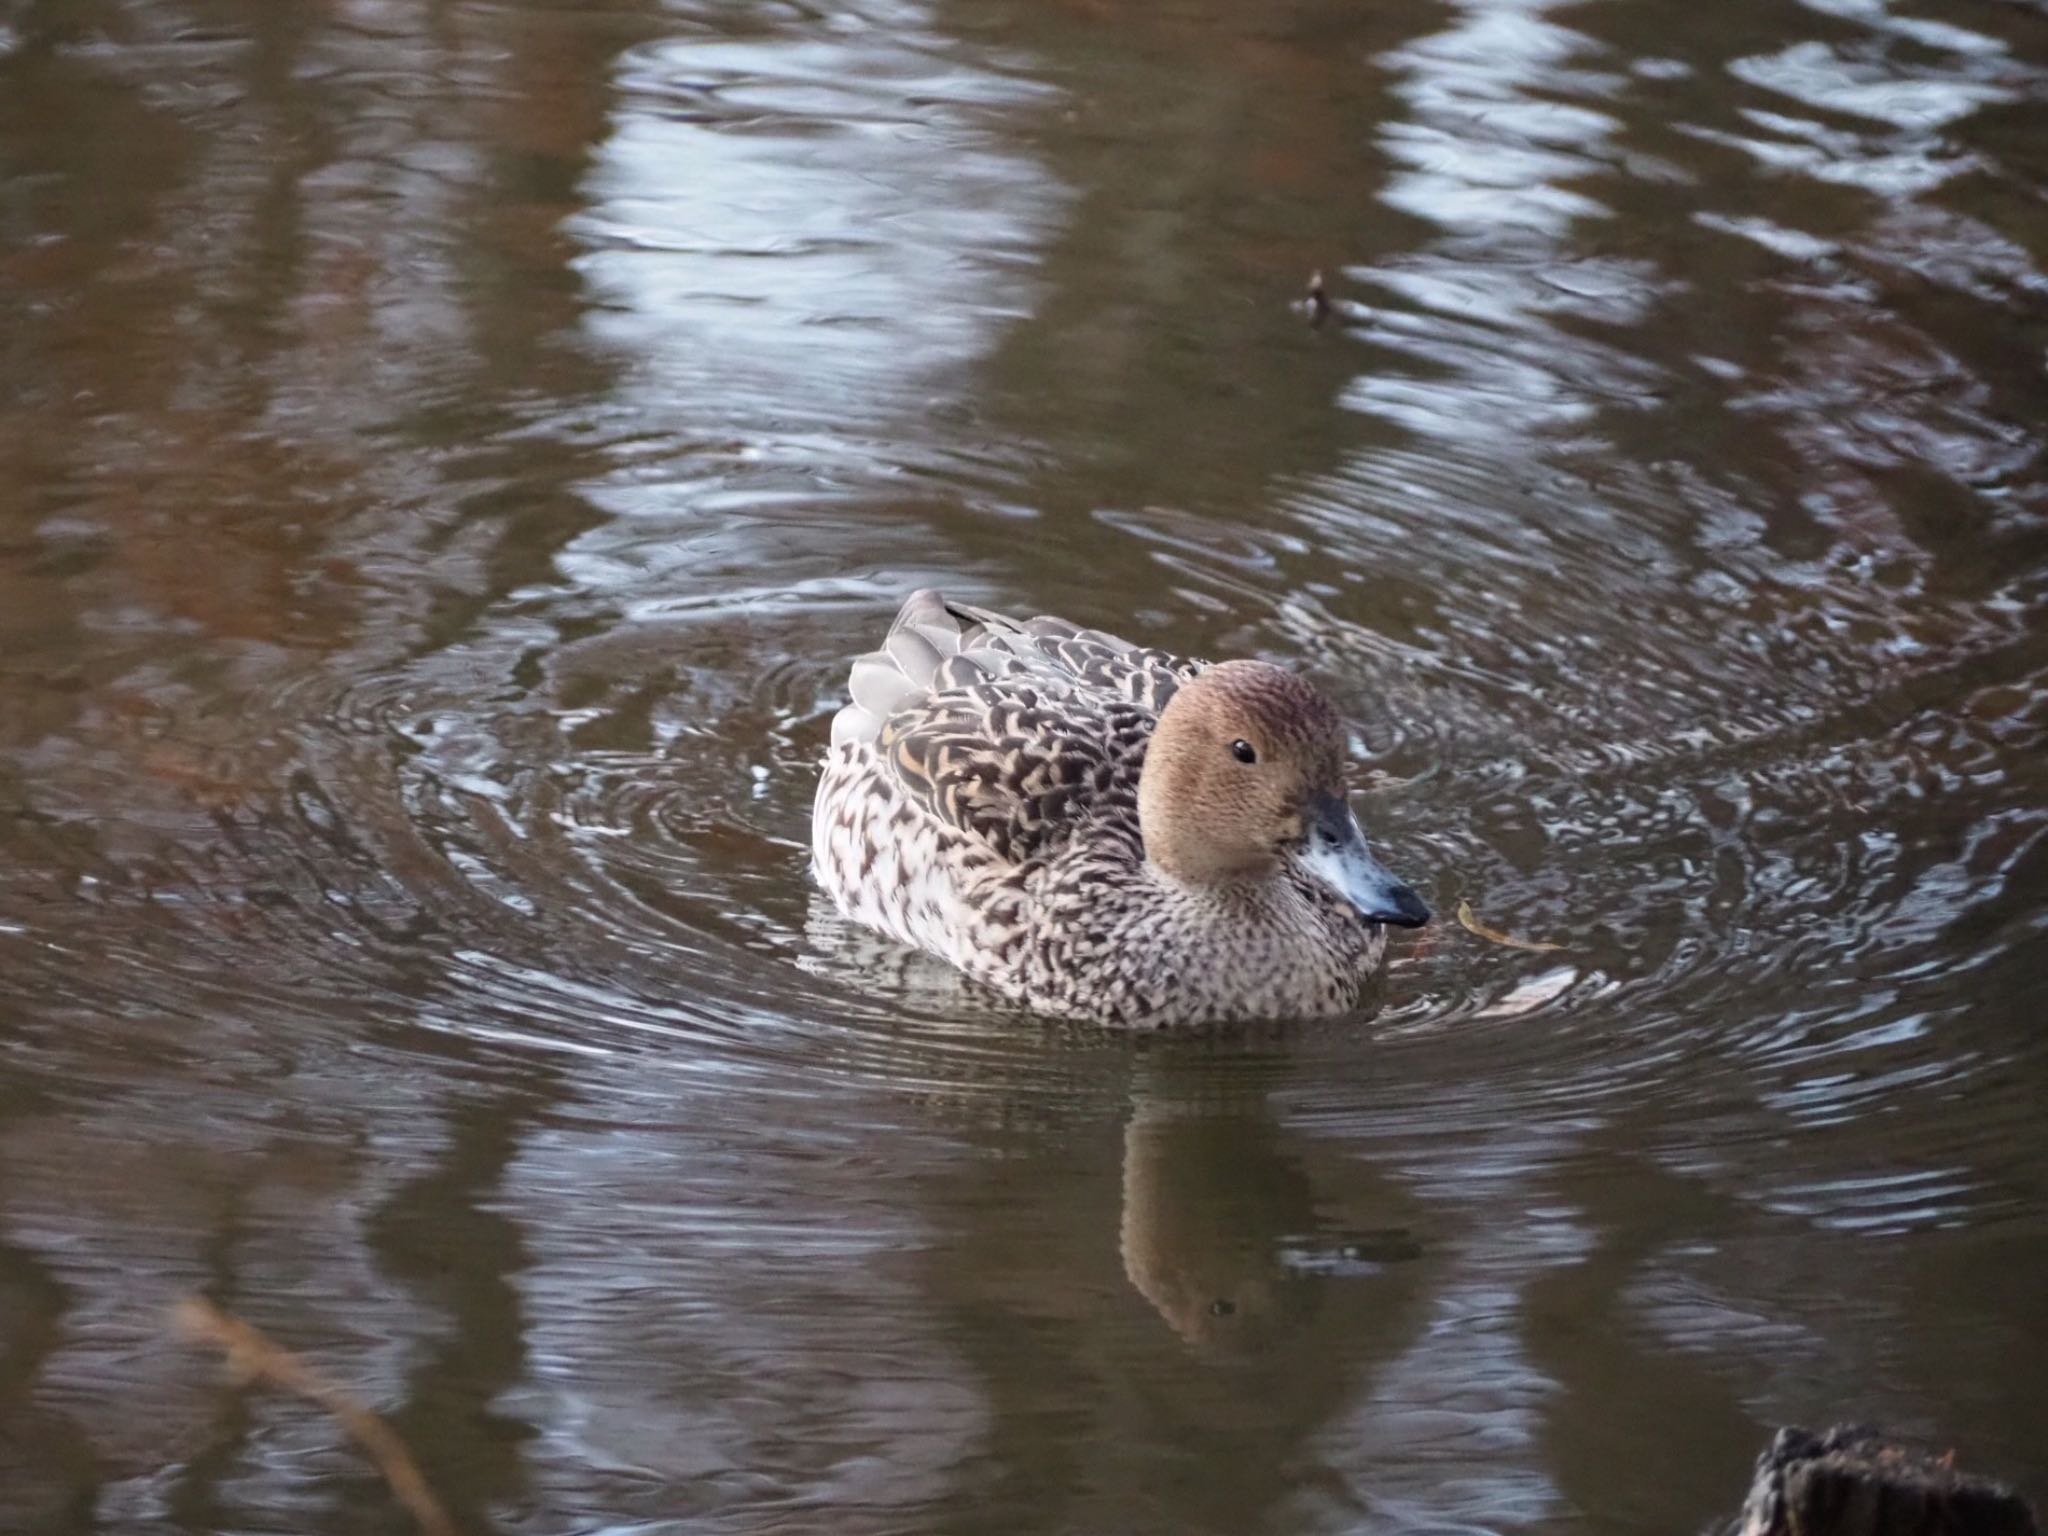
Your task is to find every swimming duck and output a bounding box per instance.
[812,591,1430,1027]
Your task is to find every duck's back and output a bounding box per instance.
[812,590,1202,988]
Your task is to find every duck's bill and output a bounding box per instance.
[1300,794,1431,928]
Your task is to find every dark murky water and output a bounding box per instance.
[3,0,2045,1530]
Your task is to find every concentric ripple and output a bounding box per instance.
[2,0,2046,1529]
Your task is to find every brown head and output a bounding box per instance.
[1138,660,1430,927]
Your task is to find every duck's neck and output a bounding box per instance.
[1150,860,1317,930]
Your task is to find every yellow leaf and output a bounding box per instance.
[1456,900,1565,953]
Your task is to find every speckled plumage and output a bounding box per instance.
[812,591,1395,1028]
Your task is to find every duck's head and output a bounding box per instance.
[1138,660,1430,928]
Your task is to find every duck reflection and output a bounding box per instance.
[1119,1081,1423,1359]
[926,1046,1433,1531]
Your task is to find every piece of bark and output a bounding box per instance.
[1736,1425,2037,1536]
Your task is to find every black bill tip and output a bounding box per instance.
[1373,884,1431,929]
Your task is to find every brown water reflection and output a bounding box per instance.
[2,0,2046,1531]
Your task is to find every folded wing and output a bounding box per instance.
[832,589,1203,864]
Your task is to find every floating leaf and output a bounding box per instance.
[1456,899,1565,953]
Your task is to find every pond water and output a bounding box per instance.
[2,0,2045,1531]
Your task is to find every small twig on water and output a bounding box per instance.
[1456,899,1565,954]
[1305,269,1333,328]
[173,1297,460,1536]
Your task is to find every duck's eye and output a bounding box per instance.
[1231,739,1258,765]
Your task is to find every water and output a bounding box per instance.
[2,0,2044,1530]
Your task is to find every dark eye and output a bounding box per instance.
[1209,1298,1237,1317]
[1231,739,1257,765]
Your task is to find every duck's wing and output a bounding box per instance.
[831,590,1204,865]
[830,589,1199,745]
[937,595,1201,718]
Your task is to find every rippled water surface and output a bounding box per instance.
[3,0,2046,1530]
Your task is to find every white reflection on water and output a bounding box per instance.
[562,0,1065,592]
[1794,0,2009,57]
[1346,0,1664,442]
[1688,0,2028,200]
[1732,38,2014,128]
[1374,3,1622,238]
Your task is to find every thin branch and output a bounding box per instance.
[174,1297,460,1536]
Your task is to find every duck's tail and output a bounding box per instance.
[832,590,970,747]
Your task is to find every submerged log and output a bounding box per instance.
[1735,1426,2037,1536]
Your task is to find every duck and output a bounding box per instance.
[811,590,1430,1028]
